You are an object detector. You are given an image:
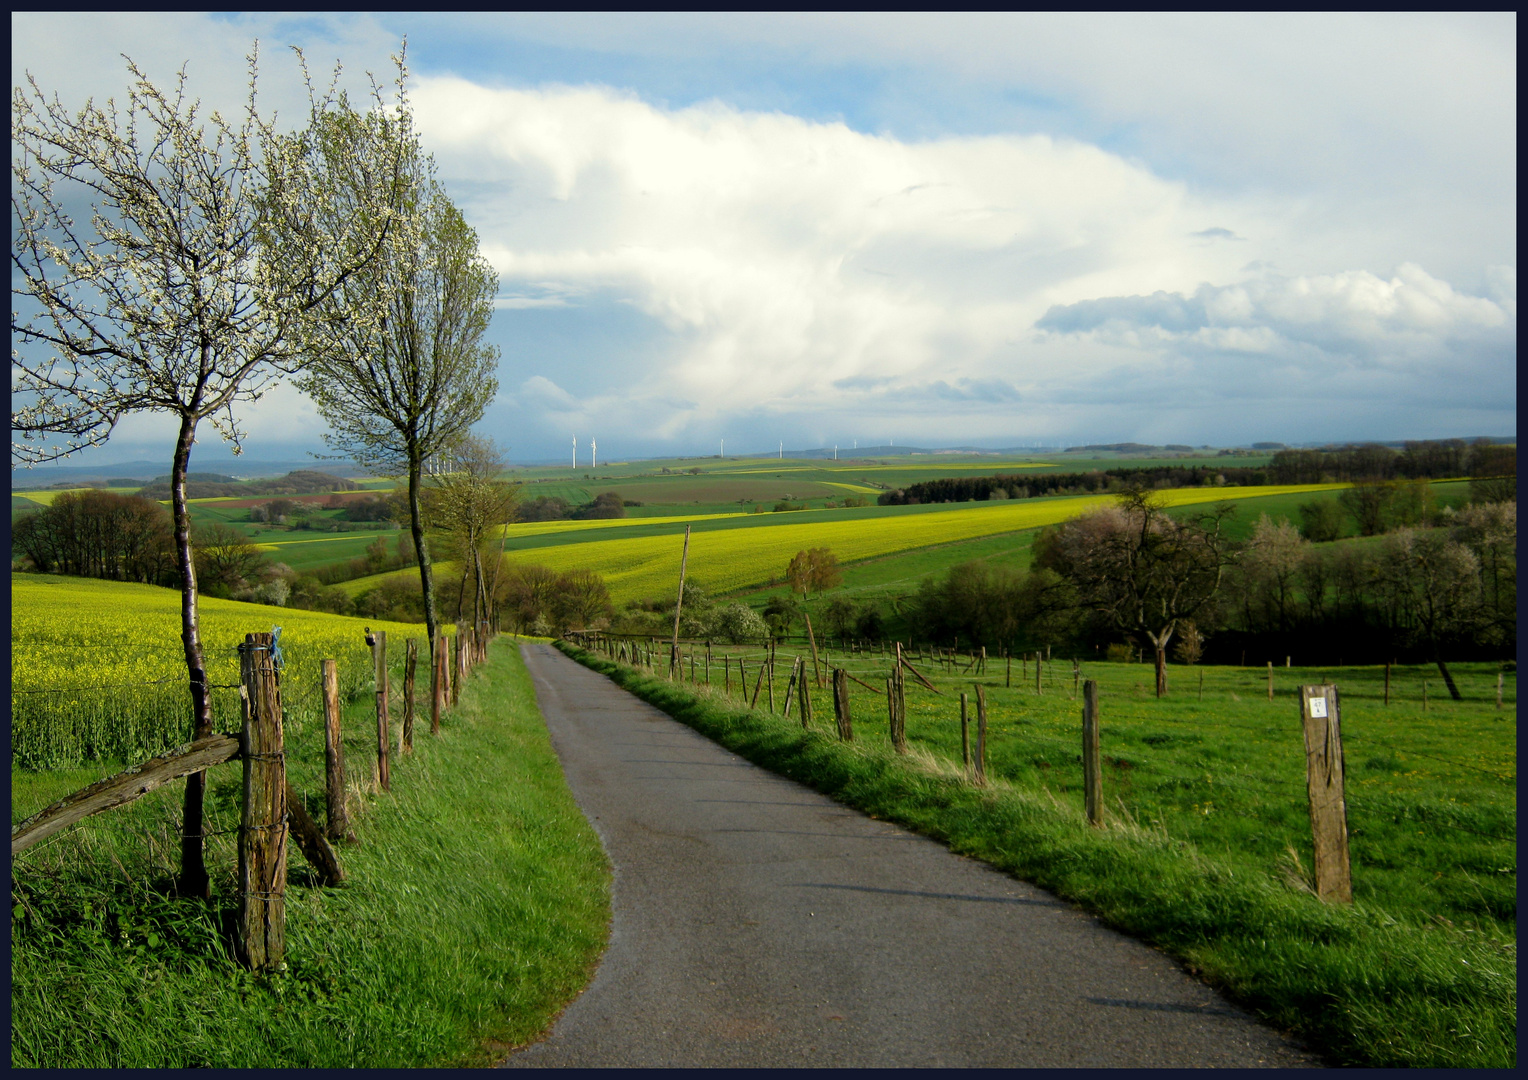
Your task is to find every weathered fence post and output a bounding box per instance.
[798,661,813,727]
[805,613,823,688]
[322,659,349,843]
[453,624,466,705]
[432,632,447,735]
[670,523,691,678]
[1384,660,1391,706]
[238,632,286,973]
[833,668,853,741]
[960,692,970,773]
[1497,671,1504,710]
[1082,679,1103,827]
[1035,651,1042,694]
[368,630,389,792]
[402,638,417,755]
[1267,660,1274,701]
[1422,679,1428,711]
[890,664,907,754]
[973,684,987,785]
[1300,684,1352,903]
[782,657,800,719]
[1005,650,1012,688]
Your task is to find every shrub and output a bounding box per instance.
[712,602,770,644]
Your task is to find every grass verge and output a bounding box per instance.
[556,640,1514,1068]
[11,639,610,1067]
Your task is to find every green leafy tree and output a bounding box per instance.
[292,72,499,648]
[786,547,842,598]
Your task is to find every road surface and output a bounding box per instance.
[501,643,1315,1068]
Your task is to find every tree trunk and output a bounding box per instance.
[172,413,213,899]
[408,453,438,647]
[1146,628,1172,698]
[473,545,488,626]
[1434,653,1463,701]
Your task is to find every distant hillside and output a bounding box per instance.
[134,470,362,500]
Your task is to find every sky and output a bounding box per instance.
[10,13,1517,469]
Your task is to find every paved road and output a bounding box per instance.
[501,644,1316,1068]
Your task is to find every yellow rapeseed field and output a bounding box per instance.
[11,575,438,769]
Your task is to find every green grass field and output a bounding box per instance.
[564,639,1516,1067]
[11,636,611,1067]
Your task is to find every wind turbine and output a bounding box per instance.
[572,435,577,471]
[592,437,597,470]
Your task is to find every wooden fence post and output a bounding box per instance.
[1299,684,1352,903]
[238,632,286,973]
[1384,660,1391,706]
[432,632,446,735]
[402,638,417,755]
[1082,679,1103,827]
[322,659,349,842]
[960,692,970,773]
[782,657,800,719]
[833,668,853,741]
[1005,651,1011,688]
[805,613,823,688]
[973,684,987,785]
[1497,671,1504,710]
[453,625,465,705]
[1267,660,1274,701]
[891,664,907,754]
[798,661,813,728]
[1035,651,1042,694]
[1422,679,1428,711]
[1073,658,1080,697]
[369,630,390,792]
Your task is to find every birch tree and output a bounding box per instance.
[11,49,400,897]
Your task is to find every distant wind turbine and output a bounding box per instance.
[592,437,597,470]
[572,435,577,471]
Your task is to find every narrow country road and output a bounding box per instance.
[501,644,1316,1068]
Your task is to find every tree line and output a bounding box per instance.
[877,439,1515,507]
[899,487,1515,700]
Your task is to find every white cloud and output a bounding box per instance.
[1037,263,1514,365]
[415,78,1294,437]
[517,375,580,411]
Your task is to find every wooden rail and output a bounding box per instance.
[12,734,242,856]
